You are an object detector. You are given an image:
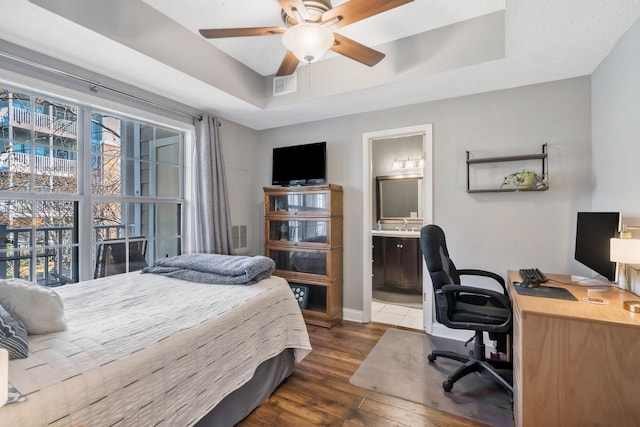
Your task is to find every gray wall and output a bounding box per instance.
[219,119,260,255]
[592,17,640,216]
[592,16,640,294]
[253,77,593,313]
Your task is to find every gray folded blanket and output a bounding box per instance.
[142,253,275,285]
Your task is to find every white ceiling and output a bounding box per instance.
[2,0,640,130]
[144,0,505,77]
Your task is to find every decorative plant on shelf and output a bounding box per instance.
[500,170,548,190]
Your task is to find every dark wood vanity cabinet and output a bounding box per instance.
[372,236,385,287]
[372,236,422,293]
[384,237,422,291]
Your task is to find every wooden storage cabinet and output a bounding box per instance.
[372,236,422,293]
[264,184,343,328]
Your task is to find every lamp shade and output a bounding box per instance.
[282,23,334,63]
[610,238,640,264]
[0,348,7,407]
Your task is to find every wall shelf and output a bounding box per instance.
[466,144,548,193]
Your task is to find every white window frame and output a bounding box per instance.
[0,79,191,283]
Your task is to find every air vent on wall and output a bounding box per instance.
[232,225,248,252]
[273,74,297,96]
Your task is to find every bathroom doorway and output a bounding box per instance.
[362,124,433,332]
[370,136,424,328]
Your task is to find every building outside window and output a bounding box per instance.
[0,85,184,285]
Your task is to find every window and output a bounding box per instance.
[91,112,183,275]
[0,85,184,285]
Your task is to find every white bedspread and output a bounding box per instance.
[0,273,311,427]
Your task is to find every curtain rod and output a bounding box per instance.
[0,50,203,122]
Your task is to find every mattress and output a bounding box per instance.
[0,272,311,427]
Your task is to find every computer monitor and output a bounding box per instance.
[574,212,620,282]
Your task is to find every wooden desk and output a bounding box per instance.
[507,271,640,427]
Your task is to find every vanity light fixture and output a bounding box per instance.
[391,158,405,170]
[404,158,424,169]
[391,155,424,170]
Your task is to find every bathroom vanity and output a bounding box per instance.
[371,230,422,293]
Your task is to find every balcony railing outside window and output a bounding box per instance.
[1,86,184,283]
[0,152,77,176]
[0,224,127,286]
[2,106,78,137]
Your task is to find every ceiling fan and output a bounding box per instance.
[199,0,414,76]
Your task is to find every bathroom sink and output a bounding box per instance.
[371,229,420,238]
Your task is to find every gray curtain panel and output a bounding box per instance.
[194,115,234,254]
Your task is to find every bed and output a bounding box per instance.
[0,271,312,427]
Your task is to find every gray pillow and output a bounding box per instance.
[0,304,28,359]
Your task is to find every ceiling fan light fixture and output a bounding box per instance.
[282,23,334,63]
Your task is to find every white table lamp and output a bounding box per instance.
[610,237,640,290]
[0,348,8,407]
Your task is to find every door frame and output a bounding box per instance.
[361,124,433,332]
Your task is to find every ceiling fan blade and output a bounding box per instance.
[278,0,309,22]
[199,27,286,38]
[276,51,300,76]
[331,33,385,67]
[323,0,413,29]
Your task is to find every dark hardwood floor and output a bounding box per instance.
[238,321,492,427]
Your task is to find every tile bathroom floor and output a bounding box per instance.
[371,300,424,330]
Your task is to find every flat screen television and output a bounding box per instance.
[574,211,620,282]
[272,141,326,186]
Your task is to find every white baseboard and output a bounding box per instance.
[340,309,496,353]
[342,308,364,323]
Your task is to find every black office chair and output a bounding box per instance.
[420,224,513,394]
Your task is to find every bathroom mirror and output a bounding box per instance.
[376,175,423,220]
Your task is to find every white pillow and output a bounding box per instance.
[0,279,67,335]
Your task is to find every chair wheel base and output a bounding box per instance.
[427,354,436,363]
[442,380,453,392]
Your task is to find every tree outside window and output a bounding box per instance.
[0,86,184,284]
